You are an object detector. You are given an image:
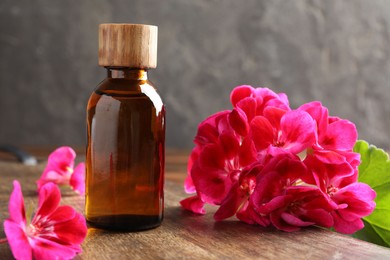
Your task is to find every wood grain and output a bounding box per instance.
[98,23,158,68]
[0,153,389,259]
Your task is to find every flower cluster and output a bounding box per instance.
[181,85,376,234]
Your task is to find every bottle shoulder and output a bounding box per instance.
[94,78,156,95]
[87,78,164,111]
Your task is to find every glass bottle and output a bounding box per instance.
[85,24,165,231]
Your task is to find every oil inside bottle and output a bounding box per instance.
[85,69,165,231]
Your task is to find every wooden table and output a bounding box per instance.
[0,150,390,259]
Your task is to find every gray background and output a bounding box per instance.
[0,0,389,150]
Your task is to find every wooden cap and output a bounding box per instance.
[98,23,158,68]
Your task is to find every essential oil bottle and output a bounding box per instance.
[85,24,165,231]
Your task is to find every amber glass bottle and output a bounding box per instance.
[85,24,165,231]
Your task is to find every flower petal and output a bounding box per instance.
[239,137,257,167]
[270,210,301,232]
[219,132,240,159]
[263,106,287,130]
[31,236,81,260]
[281,212,314,227]
[35,183,61,218]
[214,183,246,221]
[180,195,206,214]
[230,85,254,107]
[198,144,225,170]
[52,211,87,245]
[70,163,85,195]
[192,167,231,205]
[321,120,358,150]
[236,97,257,123]
[184,175,196,194]
[48,205,76,224]
[194,111,230,146]
[4,220,32,260]
[303,209,334,228]
[279,110,316,154]
[333,182,376,220]
[8,180,26,224]
[185,147,200,194]
[37,170,71,190]
[228,108,249,136]
[237,202,270,227]
[332,212,364,234]
[298,101,329,140]
[250,116,274,151]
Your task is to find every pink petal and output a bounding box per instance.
[198,144,225,170]
[191,159,232,205]
[311,149,348,165]
[332,183,376,220]
[47,205,76,224]
[4,220,32,260]
[180,196,206,214]
[321,120,357,150]
[230,85,254,107]
[194,123,219,145]
[194,111,230,145]
[281,212,314,227]
[279,110,316,154]
[239,137,257,167]
[256,195,288,215]
[189,141,235,209]
[185,147,200,194]
[35,183,61,218]
[37,171,71,191]
[256,88,290,112]
[8,180,26,224]
[277,93,290,108]
[184,175,196,194]
[70,163,85,195]
[237,202,270,227]
[219,132,240,159]
[217,113,234,135]
[332,211,364,234]
[53,212,87,245]
[187,146,200,173]
[31,236,82,260]
[214,183,246,221]
[250,116,274,151]
[335,182,376,203]
[228,108,249,136]
[298,101,329,139]
[263,106,287,130]
[270,210,300,232]
[236,97,257,122]
[302,209,334,228]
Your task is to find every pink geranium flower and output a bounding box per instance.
[4,180,87,260]
[37,147,85,195]
[305,154,376,234]
[249,110,316,154]
[251,154,334,232]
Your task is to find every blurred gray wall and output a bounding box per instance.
[0,0,389,149]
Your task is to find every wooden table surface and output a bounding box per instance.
[0,149,390,259]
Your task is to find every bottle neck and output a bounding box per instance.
[106,67,148,80]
